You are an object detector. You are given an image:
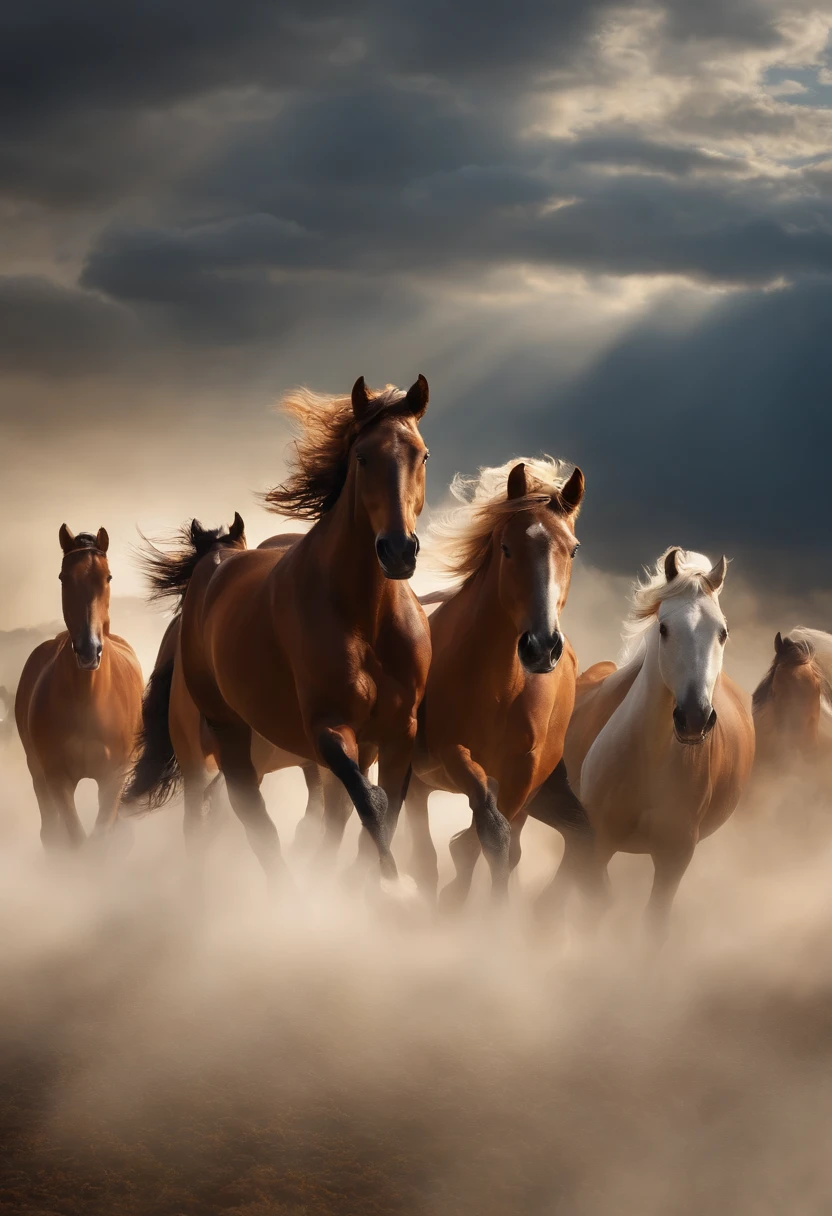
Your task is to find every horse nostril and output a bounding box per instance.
[550,632,564,663]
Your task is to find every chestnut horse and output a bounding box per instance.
[752,629,832,775]
[126,522,324,853]
[15,526,143,848]
[128,376,431,884]
[405,458,593,905]
[543,548,755,934]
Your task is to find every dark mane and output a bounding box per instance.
[752,636,816,712]
[135,515,245,611]
[263,383,407,522]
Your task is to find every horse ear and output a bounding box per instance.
[59,524,75,554]
[400,374,429,420]
[190,519,203,546]
[705,555,727,594]
[95,527,109,554]
[228,512,245,542]
[507,462,529,500]
[351,376,372,423]
[664,547,681,581]
[774,631,785,655]
[554,467,585,516]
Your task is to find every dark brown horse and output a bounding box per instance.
[126,523,324,856]
[128,376,431,885]
[406,457,592,905]
[15,526,143,848]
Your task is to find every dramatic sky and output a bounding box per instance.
[2,0,832,628]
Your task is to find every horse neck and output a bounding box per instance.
[456,552,524,685]
[627,628,676,749]
[310,473,396,633]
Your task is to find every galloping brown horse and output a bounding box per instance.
[15,526,143,848]
[127,523,325,854]
[129,376,431,884]
[406,457,592,905]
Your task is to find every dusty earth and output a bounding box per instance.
[1,743,832,1216]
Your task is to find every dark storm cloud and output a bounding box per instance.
[429,277,832,590]
[1,0,831,599]
[81,154,832,321]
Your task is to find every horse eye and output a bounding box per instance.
[423,450,430,464]
[659,622,668,638]
[719,627,728,644]
[570,544,580,560]
[107,575,113,583]
[501,543,511,558]
[356,454,367,467]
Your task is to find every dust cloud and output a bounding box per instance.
[1,569,832,1216]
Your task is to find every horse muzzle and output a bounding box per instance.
[518,629,564,675]
[375,531,420,580]
[73,638,103,670]
[672,704,717,746]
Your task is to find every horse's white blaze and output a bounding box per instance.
[656,587,727,714]
[530,539,561,636]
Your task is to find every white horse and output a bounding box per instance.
[537,547,755,933]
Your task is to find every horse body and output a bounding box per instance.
[752,629,832,772]
[15,526,143,848]
[129,375,431,884]
[407,458,592,904]
[575,642,752,853]
[546,547,755,931]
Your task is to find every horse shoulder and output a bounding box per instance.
[564,657,641,786]
[14,636,63,743]
[714,672,756,776]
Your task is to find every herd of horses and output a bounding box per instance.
[11,376,832,932]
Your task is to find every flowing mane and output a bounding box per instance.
[136,517,245,611]
[264,383,407,521]
[620,548,723,663]
[427,456,576,587]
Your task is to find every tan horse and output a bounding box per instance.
[15,526,143,848]
[542,547,755,933]
[126,524,324,854]
[752,629,832,773]
[406,458,592,905]
[128,376,431,885]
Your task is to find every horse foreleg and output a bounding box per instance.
[293,763,325,854]
[647,836,697,941]
[312,769,352,870]
[92,772,126,838]
[210,722,287,890]
[404,774,438,900]
[31,771,63,851]
[509,808,529,874]
[47,776,85,849]
[439,748,511,906]
[528,761,602,923]
[316,726,395,881]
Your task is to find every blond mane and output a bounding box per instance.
[427,455,576,586]
[620,548,725,663]
[263,383,406,520]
